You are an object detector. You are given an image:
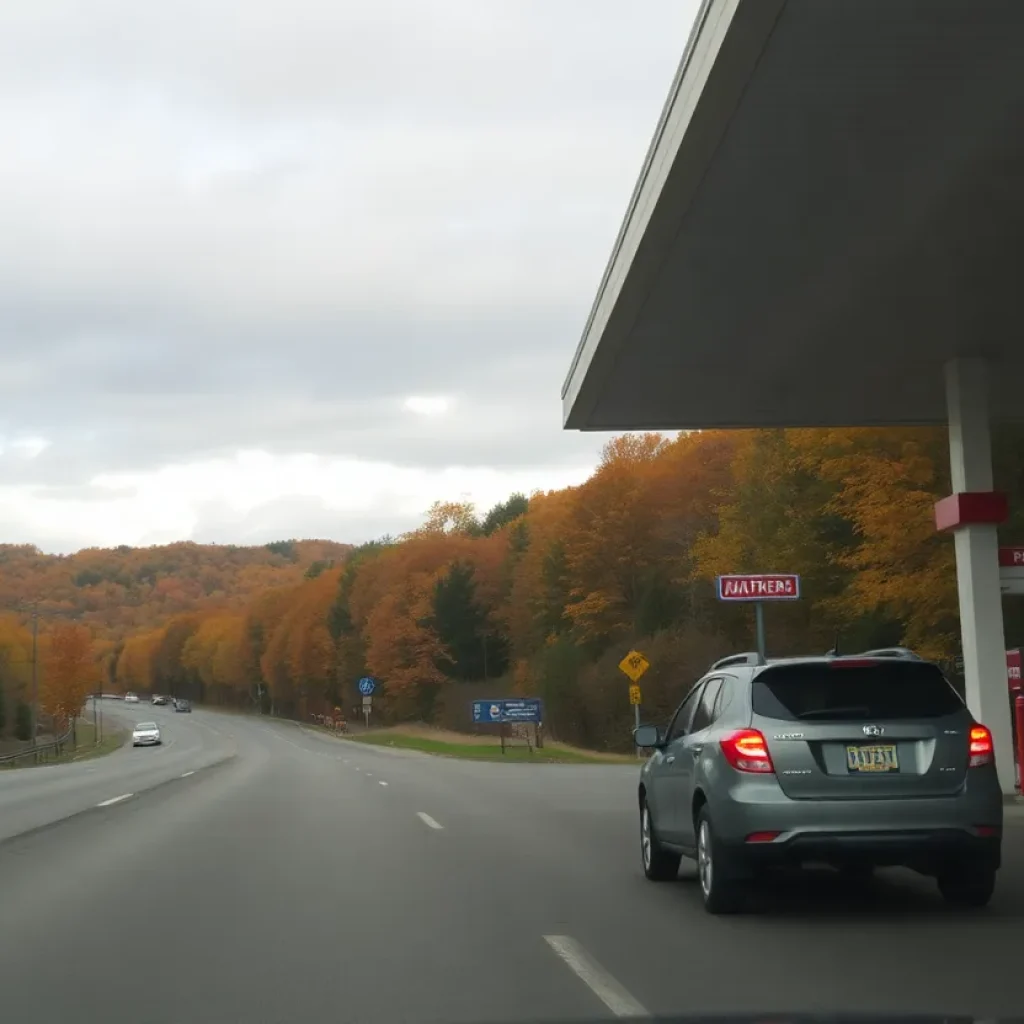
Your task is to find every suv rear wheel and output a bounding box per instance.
[640,797,680,881]
[695,806,745,914]
[937,861,996,908]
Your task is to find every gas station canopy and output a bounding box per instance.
[562,0,1024,432]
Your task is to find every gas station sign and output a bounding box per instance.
[1009,649,1021,691]
[716,574,800,600]
[999,547,1024,567]
[999,548,1024,596]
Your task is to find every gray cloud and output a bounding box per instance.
[0,0,699,530]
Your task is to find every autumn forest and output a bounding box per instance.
[3,427,1024,752]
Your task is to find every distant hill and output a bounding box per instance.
[0,539,352,642]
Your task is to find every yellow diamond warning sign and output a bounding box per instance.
[618,650,650,683]
[628,684,642,706]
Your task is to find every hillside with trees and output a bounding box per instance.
[0,538,350,746]
[105,426,1024,752]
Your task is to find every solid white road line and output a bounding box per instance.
[543,936,649,1019]
[378,780,388,787]
[416,812,443,830]
[181,771,195,778]
[97,793,133,808]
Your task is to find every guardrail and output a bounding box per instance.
[0,723,75,768]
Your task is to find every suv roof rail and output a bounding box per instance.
[710,652,765,671]
[856,647,923,661]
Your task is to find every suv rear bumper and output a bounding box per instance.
[731,827,1000,872]
[713,776,1003,872]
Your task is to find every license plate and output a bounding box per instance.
[846,743,899,773]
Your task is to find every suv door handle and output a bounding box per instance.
[690,746,703,758]
[664,754,676,765]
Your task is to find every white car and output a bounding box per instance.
[132,722,162,747]
[124,692,139,704]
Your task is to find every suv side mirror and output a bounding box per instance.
[633,725,664,749]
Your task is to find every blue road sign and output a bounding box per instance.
[471,698,543,724]
[502,698,543,722]
[358,677,376,696]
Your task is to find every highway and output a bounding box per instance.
[0,702,1021,1023]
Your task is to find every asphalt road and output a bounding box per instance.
[0,703,1021,1023]
[0,703,235,841]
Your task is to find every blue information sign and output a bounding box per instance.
[471,698,543,724]
[358,677,377,696]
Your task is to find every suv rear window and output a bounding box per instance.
[752,661,965,722]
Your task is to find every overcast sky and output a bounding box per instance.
[0,0,699,553]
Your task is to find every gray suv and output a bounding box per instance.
[634,649,1003,914]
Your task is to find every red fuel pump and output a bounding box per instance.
[1015,694,1024,793]
[1007,649,1022,792]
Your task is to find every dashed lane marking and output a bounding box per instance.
[96,793,133,808]
[543,935,649,1019]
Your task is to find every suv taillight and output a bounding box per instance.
[720,729,775,774]
[969,724,994,767]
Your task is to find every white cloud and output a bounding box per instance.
[0,0,701,552]
[0,449,594,553]
[404,396,450,417]
[3,436,51,459]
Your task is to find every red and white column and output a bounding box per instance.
[936,358,1014,793]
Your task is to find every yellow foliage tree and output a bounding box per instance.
[116,630,161,693]
[804,427,956,659]
[180,614,248,703]
[40,623,97,732]
[0,615,33,738]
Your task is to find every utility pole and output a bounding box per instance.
[30,604,39,756]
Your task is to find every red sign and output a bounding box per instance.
[717,574,800,601]
[999,547,1024,567]
[1009,649,1022,690]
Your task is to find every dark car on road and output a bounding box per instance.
[174,699,191,713]
[634,648,1003,914]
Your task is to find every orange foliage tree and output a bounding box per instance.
[0,616,34,740]
[40,623,97,732]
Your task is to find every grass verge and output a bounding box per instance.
[0,720,127,769]
[63,721,128,763]
[345,725,635,764]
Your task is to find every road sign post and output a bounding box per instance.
[619,650,650,753]
[470,699,544,755]
[755,602,767,661]
[357,678,376,729]
[716,574,801,659]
